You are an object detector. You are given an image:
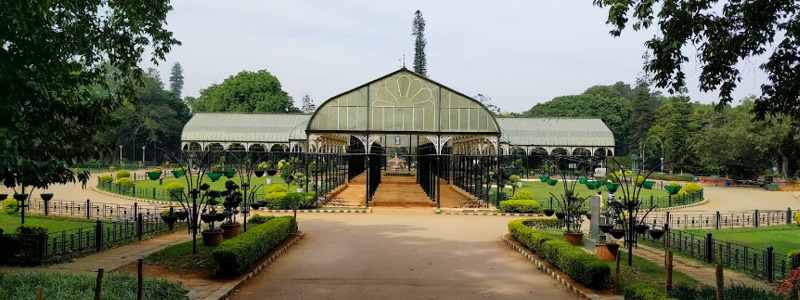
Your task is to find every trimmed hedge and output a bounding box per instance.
[247,215,274,225]
[116,169,131,178]
[212,216,296,277]
[623,283,676,300]
[263,192,316,209]
[512,190,533,200]
[508,219,610,289]
[788,249,800,270]
[500,200,541,213]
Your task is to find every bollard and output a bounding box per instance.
[715,211,720,230]
[706,233,714,263]
[755,209,760,227]
[137,213,143,240]
[95,219,103,251]
[766,245,774,283]
[86,199,91,219]
[788,207,793,225]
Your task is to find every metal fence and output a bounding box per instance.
[641,209,795,230]
[640,228,790,282]
[25,197,165,221]
[97,180,267,203]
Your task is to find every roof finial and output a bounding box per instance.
[403,52,406,68]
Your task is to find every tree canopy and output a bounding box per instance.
[593,0,800,119]
[170,62,184,97]
[0,0,179,190]
[412,10,428,76]
[187,70,299,113]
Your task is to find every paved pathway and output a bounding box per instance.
[673,184,800,212]
[230,208,577,300]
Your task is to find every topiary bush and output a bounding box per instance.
[512,190,533,200]
[116,170,131,179]
[212,216,296,277]
[508,219,610,289]
[264,192,287,203]
[2,198,19,215]
[499,200,541,213]
[267,185,288,194]
[668,181,681,187]
[99,174,113,183]
[164,182,185,194]
[683,183,702,194]
[788,249,800,270]
[247,215,274,225]
[623,283,674,300]
[115,177,133,187]
[263,192,316,210]
[109,165,116,171]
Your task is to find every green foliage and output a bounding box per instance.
[623,283,674,300]
[508,219,610,289]
[649,173,693,182]
[247,215,274,225]
[795,212,800,225]
[512,190,533,200]
[668,182,681,187]
[187,70,299,113]
[281,163,294,187]
[0,271,186,300]
[412,10,427,76]
[98,174,113,183]
[787,249,800,270]
[781,266,800,297]
[293,172,307,189]
[109,166,117,172]
[668,283,789,300]
[500,200,541,213]
[635,175,645,185]
[1,0,178,190]
[115,170,131,179]
[169,62,184,97]
[115,177,133,187]
[683,183,702,194]
[1,199,18,215]
[212,216,296,277]
[164,182,185,193]
[267,185,288,194]
[15,224,48,235]
[263,192,316,210]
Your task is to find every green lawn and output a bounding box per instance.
[685,225,800,254]
[145,239,217,274]
[0,213,97,233]
[132,175,293,192]
[502,180,669,207]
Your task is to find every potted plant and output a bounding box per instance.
[635,223,650,234]
[599,224,613,233]
[293,172,307,193]
[609,228,626,239]
[649,227,665,239]
[13,193,28,202]
[40,193,54,201]
[255,162,267,177]
[266,161,278,176]
[171,167,186,178]
[543,208,555,217]
[595,236,620,261]
[176,210,189,221]
[200,203,224,246]
[547,179,559,186]
[555,211,566,219]
[223,169,237,179]
[219,181,243,238]
[539,175,549,182]
[147,168,163,180]
[160,210,178,230]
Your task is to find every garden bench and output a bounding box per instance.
[762,184,780,191]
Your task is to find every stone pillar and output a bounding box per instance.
[584,195,601,251]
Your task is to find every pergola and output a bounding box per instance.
[180,68,616,208]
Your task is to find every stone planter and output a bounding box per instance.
[596,243,619,261]
[220,223,241,238]
[563,232,584,246]
[202,230,223,246]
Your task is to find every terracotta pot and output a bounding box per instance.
[563,232,584,246]
[220,223,241,238]
[201,230,223,246]
[596,243,620,261]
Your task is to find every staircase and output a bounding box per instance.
[371,173,435,207]
[329,173,366,206]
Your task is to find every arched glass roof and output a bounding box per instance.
[181,113,310,143]
[497,118,615,147]
[308,69,500,134]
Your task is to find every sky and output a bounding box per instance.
[143,0,769,113]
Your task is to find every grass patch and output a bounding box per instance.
[613,252,699,292]
[0,271,186,300]
[684,225,800,254]
[145,240,217,274]
[0,213,97,233]
[502,181,669,206]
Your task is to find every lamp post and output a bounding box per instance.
[119,145,123,164]
[142,146,146,165]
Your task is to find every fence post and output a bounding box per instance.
[152,188,156,200]
[86,199,91,219]
[132,184,136,197]
[95,219,102,252]
[650,195,654,208]
[766,245,774,283]
[137,213,143,240]
[706,232,714,263]
[133,202,138,219]
[788,207,793,225]
[715,211,720,230]
[755,209,760,228]
[168,207,174,231]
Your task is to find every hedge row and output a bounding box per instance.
[499,200,541,213]
[212,216,296,277]
[623,283,676,300]
[508,219,610,289]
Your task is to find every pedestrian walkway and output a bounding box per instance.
[633,243,773,291]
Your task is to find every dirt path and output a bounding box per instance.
[230,208,578,300]
[673,184,800,213]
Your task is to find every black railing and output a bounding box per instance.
[641,209,794,230]
[97,180,266,203]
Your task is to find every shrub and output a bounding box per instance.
[523,218,564,229]
[788,249,800,270]
[683,183,702,194]
[2,199,18,215]
[500,200,541,213]
[99,174,113,183]
[164,182,185,194]
[16,225,48,234]
[635,175,645,186]
[781,266,800,297]
[169,163,179,168]
[0,271,186,300]
[115,177,133,187]
[247,215,274,225]
[795,212,800,225]
[264,192,316,210]
[670,283,789,300]
[623,283,673,300]
[677,189,688,197]
[508,219,610,289]
[668,181,681,187]
[212,216,296,277]
[116,169,131,179]
[109,165,116,171]
[512,190,533,200]
[267,185,288,193]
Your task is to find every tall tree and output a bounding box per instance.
[593,0,800,119]
[412,10,428,76]
[648,96,700,173]
[170,62,184,97]
[1,0,178,190]
[474,94,500,116]
[627,81,661,155]
[301,94,316,114]
[187,70,300,113]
